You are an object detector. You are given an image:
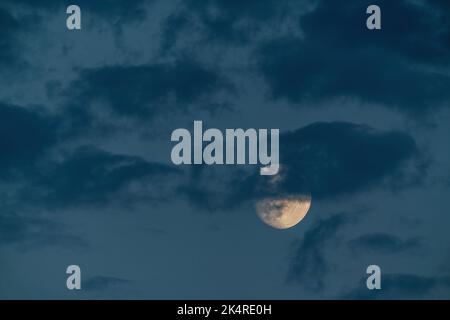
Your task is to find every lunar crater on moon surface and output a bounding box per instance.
[256,194,312,229]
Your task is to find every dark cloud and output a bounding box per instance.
[23,146,180,208]
[65,58,232,134]
[4,0,148,23]
[161,0,297,51]
[0,101,181,209]
[160,13,191,53]
[0,0,149,71]
[256,0,450,115]
[0,103,58,178]
[288,212,352,291]
[83,276,132,291]
[273,122,424,200]
[184,0,289,22]
[299,0,450,66]
[0,212,86,249]
[185,121,423,211]
[0,6,36,71]
[344,273,450,299]
[0,8,20,69]
[430,0,450,12]
[348,233,421,254]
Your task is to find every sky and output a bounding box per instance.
[0,0,450,299]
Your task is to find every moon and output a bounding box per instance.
[255,194,311,229]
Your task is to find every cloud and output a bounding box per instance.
[0,103,58,178]
[348,233,421,254]
[0,0,150,72]
[83,276,132,291]
[0,102,181,210]
[184,121,424,211]
[0,212,86,249]
[4,0,149,23]
[64,58,232,134]
[161,0,297,51]
[287,212,352,291]
[0,8,20,69]
[272,122,424,200]
[256,0,450,116]
[0,7,35,71]
[22,145,180,208]
[344,273,450,299]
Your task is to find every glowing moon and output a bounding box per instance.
[256,195,311,229]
